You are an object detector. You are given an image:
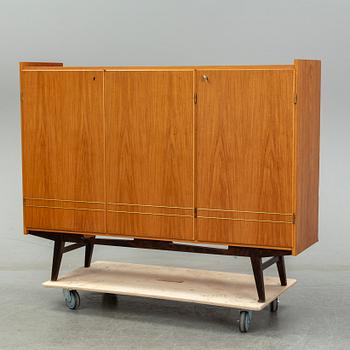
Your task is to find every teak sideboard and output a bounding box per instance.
[19,60,320,301]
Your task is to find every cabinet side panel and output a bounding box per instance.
[294,60,321,254]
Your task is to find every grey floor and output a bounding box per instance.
[1,229,350,350]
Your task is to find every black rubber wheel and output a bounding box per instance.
[104,293,117,299]
[63,289,80,310]
[270,298,279,312]
[102,293,118,304]
[239,311,252,333]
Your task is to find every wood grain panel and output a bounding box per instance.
[293,60,321,255]
[21,70,105,233]
[195,69,294,246]
[25,207,105,234]
[197,218,293,249]
[106,212,193,240]
[105,71,194,240]
[196,69,294,213]
[19,62,64,234]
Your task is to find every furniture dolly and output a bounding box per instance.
[19,59,320,332]
[33,230,296,332]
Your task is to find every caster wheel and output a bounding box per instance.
[239,311,252,333]
[270,298,279,312]
[104,293,117,299]
[63,289,80,310]
[103,293,118,304]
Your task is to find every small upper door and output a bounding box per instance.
[195,69,295,248]
[105,70,194,241]
[21,71,105,233]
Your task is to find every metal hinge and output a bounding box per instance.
[194,93,197,104]
[294,94,297,104]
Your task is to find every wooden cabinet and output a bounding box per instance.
[20,60,320,255]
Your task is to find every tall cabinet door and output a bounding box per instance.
[105,70,194,240]
[196,69,295,249]
[21,71,105,233]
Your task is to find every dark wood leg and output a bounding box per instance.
[250,256,265,302]
[84,238,94,268]
[51,238,65,281]
[276,256,287,286]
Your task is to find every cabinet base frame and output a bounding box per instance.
[28,230,291,303]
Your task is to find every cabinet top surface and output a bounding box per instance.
[20,64,295,72]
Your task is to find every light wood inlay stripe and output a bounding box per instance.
[108,202,193,210]
[107,210,193,218]
[197,216,293,224]
[24,205,105,212]
[24,197,105,204]
[198,208,293,216]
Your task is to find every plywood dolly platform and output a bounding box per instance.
[32,231,296,333]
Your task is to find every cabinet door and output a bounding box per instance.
[21,71,105,233]
[196,69,294,248]
[105,71,194,240]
